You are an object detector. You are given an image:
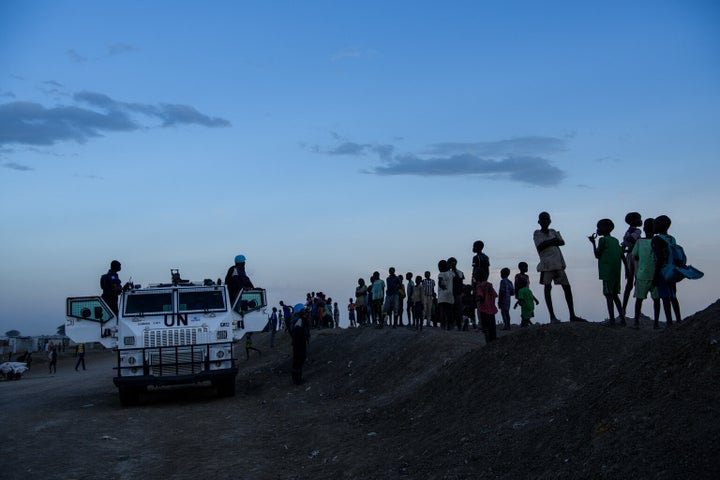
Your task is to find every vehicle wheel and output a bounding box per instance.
[118,387,140,406]
[215,378,236,397]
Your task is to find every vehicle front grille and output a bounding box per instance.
[143,328,201,348]
[148,348,205,376]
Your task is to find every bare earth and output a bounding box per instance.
[2,301,720,480]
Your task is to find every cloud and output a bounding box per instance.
[318,141,371,156]
[425,136,567,157]
[105,43,139,57]
[330,48,376,62]
[67,43,139,64]
[367,154,565,186]
[0,91,231,147]
[67,49,87,64]
[2,161,34,171]
[312,135,567,187]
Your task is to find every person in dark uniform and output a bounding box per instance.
[225,254,254,306]
[101,260,125,316]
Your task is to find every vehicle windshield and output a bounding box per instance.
[124,292,173,316]
[179,288,226,312]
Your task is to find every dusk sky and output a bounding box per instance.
[1,1,718,336]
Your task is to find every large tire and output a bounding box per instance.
[118,387,140,406]
[215,378,236,397]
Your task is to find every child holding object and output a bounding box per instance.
[589,218,626,327]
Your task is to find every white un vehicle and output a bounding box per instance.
[65,269,267,406]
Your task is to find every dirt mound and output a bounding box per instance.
[271,304,720,479]
[2,303,718,480]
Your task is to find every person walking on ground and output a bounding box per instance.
[589,218,626,326]
[245,333,261,360]
[269,307,278,347]
[48,344,57,374]
[74,342,86,371]
[533,211,586,323]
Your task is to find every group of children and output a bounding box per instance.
[476,261,541,340]
[343,211,695,339]
[589,212,688,329]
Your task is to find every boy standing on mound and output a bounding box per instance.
[631,218,661,329]
[589,218,626,327]
[533,211,586,323]
[651,215,683,327]
[621,212,643,316]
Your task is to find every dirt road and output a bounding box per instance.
[2,307,719,479]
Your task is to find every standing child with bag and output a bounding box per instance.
[652,215,684,327]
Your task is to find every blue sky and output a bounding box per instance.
[1,0,718,335]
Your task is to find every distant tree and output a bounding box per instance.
[57,324,65,336]
[5,330,20,337]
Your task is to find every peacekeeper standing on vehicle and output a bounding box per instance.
[101,260,131,316]
[225,254,254,305]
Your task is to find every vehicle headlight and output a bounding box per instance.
[217,330,228,340]
[216,350,225,359]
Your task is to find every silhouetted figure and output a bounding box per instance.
[291,304,309,385]
[651,215,682,327]
[475,280,498,343]
[245,333,261,360]
[589,218,626,326]
[101,260,125,316]
[621,212,643,315]
[631,218,661,329]
[514,277,539,327]
[533,212,585,323]
[225,254,254,307]
[498,268,514,330]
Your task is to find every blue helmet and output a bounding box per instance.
[234,254,246,263]
[293,303,305,314]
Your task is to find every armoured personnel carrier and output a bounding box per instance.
[65,269,267,405]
